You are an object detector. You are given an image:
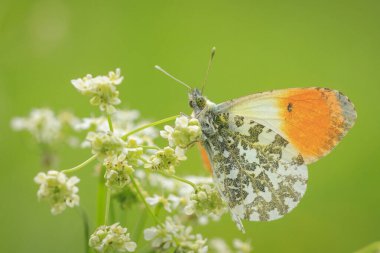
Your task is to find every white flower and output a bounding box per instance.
[89,223,137,253]
[160,125,174,144]
[112,109,140,125]
[73,109,158,148]
[57,111,80,129]
[184,176,213,185]
[233,239,253,253]
[174,146,187,160]
[180,233,208,253]
[145,175,214,209]
[71,74,94,95]
[108,68,124,85]
[184,184,226,219]
[167,194,182,210]
[209,238,232,253]
[174,176,213,197]
[144,216,208,253]
[73,116,108,132]
[34,170,80,215]
[11,108,62,144]
[104,154,134,190]
[146,194,170,212]
[146,194,182,213]
[146,173,179,191]
[71,69,123,114]
[144,146,186,174]
[160,115,201,148]
[123,138,144,167]
[86,131,126,156]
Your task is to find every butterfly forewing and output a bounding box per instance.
[202,111,308,231]
[217,88,357,164]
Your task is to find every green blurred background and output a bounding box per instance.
[1,0,380,252]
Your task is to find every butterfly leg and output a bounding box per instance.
[179,139,201,149]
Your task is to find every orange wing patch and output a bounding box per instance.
[198,143,212,174]
[278,88,356,164]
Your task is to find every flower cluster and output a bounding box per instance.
[11,108,63,144]
[144,216,208,253]
[87,131,126,156]
[209,238,232,253]
[13,68,254,253]
[73,108,157,148]
[161,115,201,148]
[144,146,186,174]
[145,115,201,175]
[146,194,182,213]
[104,154,134,191]
[34,170,80,215]
[143,173,225,225]
[71,68,123,113]
[123,138,144,167]
[89,223,137,253]
[233,239,253,253]
[185,184,226,218]
[209,238,253,253]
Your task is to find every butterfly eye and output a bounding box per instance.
[196,97,206,108]
[189,100,194,108]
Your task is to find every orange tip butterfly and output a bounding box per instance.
[156,47,357,232]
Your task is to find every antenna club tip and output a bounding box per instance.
[211,47,216,57]
[154,65,161,70]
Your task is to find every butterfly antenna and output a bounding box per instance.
[154,65,192,90]
[201,46,216,93]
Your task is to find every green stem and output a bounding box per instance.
[133,209,148,243]
[170,174,197,190]
[96,166,106,226]
[104,189,111,225]
[110,198,116,225]
[154,205,162,221]
[39,144,56,170]
[155,171,197,190]
[139,156,197,190]
[77,207,90,253]
[107,114,114,132]
[61,155,98,174]
[141,145,160,150]
[122,115,179,140]
[129,174,162,225]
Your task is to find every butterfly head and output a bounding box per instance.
[188,88,208,112]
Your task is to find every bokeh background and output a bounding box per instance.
[1,0,380,252]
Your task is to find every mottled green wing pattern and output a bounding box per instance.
[203,112,308,232]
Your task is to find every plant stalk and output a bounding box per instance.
[62,154,98,174]
[122,115,178,140]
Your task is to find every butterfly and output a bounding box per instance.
[156,49,357,232]
[189,87,356,232]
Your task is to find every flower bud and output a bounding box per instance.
[160,115,201,148]
[34,170,80,215]
[89,223,137,252]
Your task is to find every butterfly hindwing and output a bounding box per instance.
[217,88,357,164]
[202,111,308,231]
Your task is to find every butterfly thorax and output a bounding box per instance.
[189,88,218,137]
